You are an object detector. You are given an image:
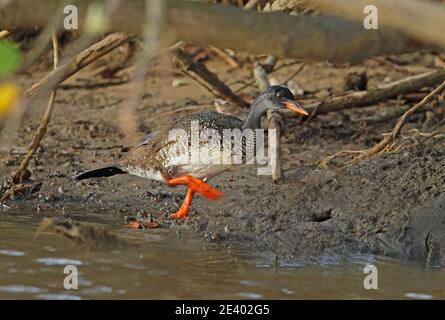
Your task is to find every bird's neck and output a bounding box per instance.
[243,95,271,129]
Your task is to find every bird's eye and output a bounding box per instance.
[276,92,284,99]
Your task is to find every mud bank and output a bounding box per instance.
[2,58,445,266]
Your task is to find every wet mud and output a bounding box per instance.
[2,53,445,266]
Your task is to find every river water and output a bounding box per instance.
[0,211,443,299]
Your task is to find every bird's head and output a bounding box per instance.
[262,85,308,116]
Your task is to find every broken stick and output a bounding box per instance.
[284,69,445,117]
[254,55,282,182]
[24,32,133,98]
[322,79,445,166]
[10,31,59,184]
[173,48,248,108]
[362,79,445,160]
[267,110,283,182]
[3,33,133,201]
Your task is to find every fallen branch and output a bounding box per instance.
[392,82,445,139]
[312,0,445,48]
[322,79,445,166]
[284,69,445,117]
[352,104,431,126]
[2,33,133,201]
[233,60,301,93]
[173,48,248,108]
[24,32,133,98]
[0,182,41,202]
[1,0,431,62]
[209,46,240,69]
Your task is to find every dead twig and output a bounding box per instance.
[371,57,413,75]
[209,46,240,69]
[2,34,133,202]
[284,69,445,117]
[267,109,283,182]
[24,33,133,98]
[9,31,59,185]
[392,81,445,139]
[58,78,129,90]
[321,79,445,167]
[319,150,365,169]
[181,69,217,96]
[352,104,431,126]
[0,183,41,202]
[280,63,305,86]
[253,55,283,182]
[233,60,301,93]
[173,47,248,108]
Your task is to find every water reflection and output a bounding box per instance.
[0,211,443,299]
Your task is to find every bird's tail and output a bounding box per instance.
[72,166,126,181]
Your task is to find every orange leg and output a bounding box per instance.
[167,175,224,219]
[167,175,224,200]
[171,188,195,219]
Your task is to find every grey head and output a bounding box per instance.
[243,85,308,129]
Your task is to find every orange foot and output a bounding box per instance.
[167,175,223,219]
[171,188,194,219]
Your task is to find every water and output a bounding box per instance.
[0,211,443,299]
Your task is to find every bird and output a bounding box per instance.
[73,86,308,222]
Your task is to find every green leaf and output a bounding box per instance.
[0,41,21,75]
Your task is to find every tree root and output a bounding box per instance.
[321,79,445,168]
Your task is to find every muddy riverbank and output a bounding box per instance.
[2,53,445,266]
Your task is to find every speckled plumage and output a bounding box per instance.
[73,86,307,187]
[117,112,247,181]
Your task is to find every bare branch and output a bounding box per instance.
[312,0,445,48]
[322,79,445,166]
[253,55,283,182]
[0,0,431,62]
[173,48,248,108]
[24,33,133,98]
[10,30,59,184]
[284,69,445,117]
[392,80,445,138]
